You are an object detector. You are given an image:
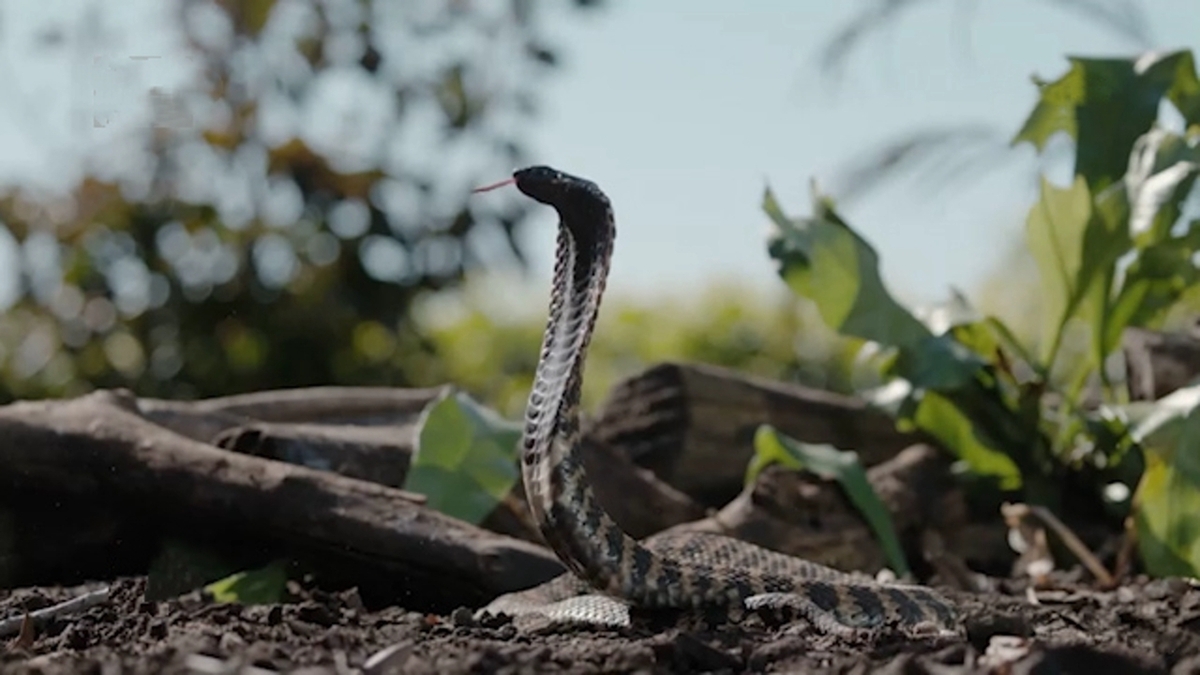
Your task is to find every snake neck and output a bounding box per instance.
[520,197,643,598]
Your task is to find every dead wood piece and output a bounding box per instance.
[214,421,418,490]
[138,386,447,442]
[581,435,707,539]
[0,390,561,610]
[1123,325,1200,401]
[589,362,924,506]
[660,444,967,576]
[478,436,708,544]
[212,419,552,544]
[0,586,109,638]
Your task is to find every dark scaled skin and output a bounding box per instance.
[478,165,960,633]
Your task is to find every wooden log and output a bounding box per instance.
[660,443,973,577]
[1123,324,1200,401]
[588,362,925,506]
[213,421,418,490]
[138,386,447,442]
[0,390,561,611]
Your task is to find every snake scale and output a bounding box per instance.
[474,166,961,635]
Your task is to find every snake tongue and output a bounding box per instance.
[471,177,516,193]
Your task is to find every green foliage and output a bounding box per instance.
[405,389,522,525]
[416,282,862,418]
[748,425,910,577]
[1013,52,1200,191]
[1131,386,1200,577]
[766,187,1024,488]
[0,0,603,402]
[205,561,290,605]
[767,49,1200,576]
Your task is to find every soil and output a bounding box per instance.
[3,574,1200,674]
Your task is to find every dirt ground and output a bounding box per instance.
[2,573,1200,675]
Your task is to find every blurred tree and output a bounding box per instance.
[415,281,869,418]
[0,0,603,401]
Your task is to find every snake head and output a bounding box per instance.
[512,166,610,212]
[473,166,613,243]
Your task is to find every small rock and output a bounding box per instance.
[450,607,475,627]
[218,631,246,653]
[296,601,337,627]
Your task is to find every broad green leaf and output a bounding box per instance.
[1131,384,1200,577]
[911,391,1021,489]
[406,389,522,524]
[765,186,930,350]
[1100,129,1200,360]
[765,186,978,391]
[1134,455,1200,578]
[1105,224,1200,352]
[205,561,289,605]
[1014,51,1198,190]
[1161,50,1200,128]
[748,425,910,577]
[1024,176,1130,379]
[1132,385,1200,486]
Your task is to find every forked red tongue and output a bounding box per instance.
[471,177,516,193]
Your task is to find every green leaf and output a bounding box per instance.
[1101,130,1200,365]
[405,389,522,524]
[1131,384,1200,577]
[1106,225,1200,349]
[765,186,978,391]
[749,425,910,577]
[1134,456,1200,578]
[1014,51,1198,190]
[765,186,930,350]
[205,561,289,605]
[910,391,1021,489]
[1024,176,1135,382]
[1132,385,1200,486]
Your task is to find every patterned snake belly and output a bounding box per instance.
[474,166,961,635]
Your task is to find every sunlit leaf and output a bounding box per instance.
[748,425,910,576]
[911,390,1021,489]
[405,389,522,524]
[1024,175,1134,384]
[764,185,979,391]
[1131,384,1200,577]
[205,561,290,605]
[1014,52,1197,190]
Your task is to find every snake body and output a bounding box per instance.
[480,166,960,633]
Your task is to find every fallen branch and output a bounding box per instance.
[0,390,561,610]
[0,586,109,638]
[590,362,925,506]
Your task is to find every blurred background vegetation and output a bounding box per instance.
[0,0,608,402]
[0,0,1194,417]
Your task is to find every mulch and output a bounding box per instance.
[3,573,1199,674]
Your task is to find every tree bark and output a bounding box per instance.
[0,390,560,611]
[589,362,924,506]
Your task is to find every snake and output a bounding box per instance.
[472,166,961,634]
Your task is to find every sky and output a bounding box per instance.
[0,0,1197,313]
[519,0,1200,306]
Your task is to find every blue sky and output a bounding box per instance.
[520,0,1200,306]
[0,1,1197,313]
